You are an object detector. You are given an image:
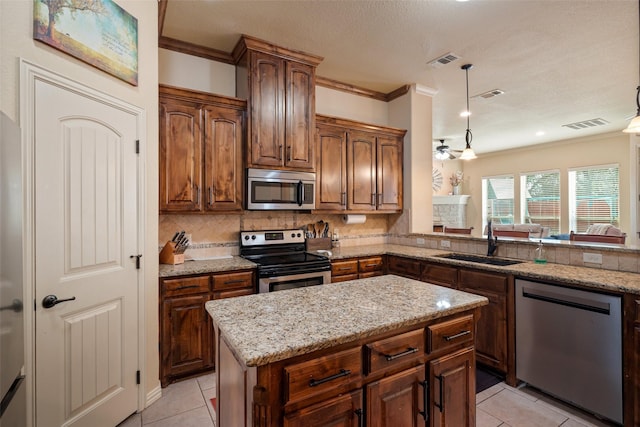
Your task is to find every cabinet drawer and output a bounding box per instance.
[331,274,359,283]
[212,271,253,291]
[358,256,384,273]
[359,270,383,279]
[285,347,361,404]
[428,315,474,353]
[332,260,359,276]
[422,263,457,287]
[388,256,421,279]
[162,276,210,297]
[366,329,425,374]
[213,287,254,300]
[459,269,507,294]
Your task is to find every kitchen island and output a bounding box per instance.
[205,274,488,427]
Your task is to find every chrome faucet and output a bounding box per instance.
[487,220,498,256]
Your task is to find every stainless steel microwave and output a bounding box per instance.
[246,168,315,210]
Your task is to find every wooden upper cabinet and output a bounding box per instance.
[315,115,406,213]
[348,131,377,211]
[234,35,322,171]
[159,99,203,212]
[316,124,347,210]
[159,85,246,214]
[203,106,244,211]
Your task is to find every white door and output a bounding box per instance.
[34,79,140,427]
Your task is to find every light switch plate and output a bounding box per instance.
[583,252,603,264]
[416,238,426,245]
[440,240,451,248]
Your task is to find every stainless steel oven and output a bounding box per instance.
[246,168,315,210]
[239,229,331,293]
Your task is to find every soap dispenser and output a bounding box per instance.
[534,240,547,264]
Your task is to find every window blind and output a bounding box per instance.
[568,165,619,233]
[483,175,514,226]
[520,171,560,234]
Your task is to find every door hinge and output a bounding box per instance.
[136,370,141,385]
[135,139,140,154]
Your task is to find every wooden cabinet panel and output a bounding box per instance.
[458,270,507,372]
[366,364,426,427]
[387,255,422,280]
[366,329,425,375]
[332,256,386,283]
[331,273,359,283]
[422,263,457,289]
[284,389,363,427]
[285,346,362,404]
[429,347,475,427]
[376,135,403,211]
[203,105,244,211]
[212,271,254,291]
[332,260,359,277]
[161,294,212,386]
[213,287,254,300]
[159,86,245,213]
[159,100,202,212]
[358,256,384,273]
[347,131,377,211]
[162,275,210,297]
[427,314,474,354]
[316,124,347,210]
[285,61,315,170]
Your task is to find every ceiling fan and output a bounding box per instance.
[434,139,462,160]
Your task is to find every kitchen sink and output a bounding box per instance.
[436,253,523,266]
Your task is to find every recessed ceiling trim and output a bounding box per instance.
[561,118,610,130]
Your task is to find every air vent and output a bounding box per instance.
[471,89,505,99]
[427,52,461,67]
[561,118,610,130]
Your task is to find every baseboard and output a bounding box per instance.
[146,385,162,408]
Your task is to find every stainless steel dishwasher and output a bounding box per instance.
[515,279,622,424]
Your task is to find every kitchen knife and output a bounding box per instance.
[171,231,180,242]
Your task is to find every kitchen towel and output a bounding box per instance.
[343,214,366,224]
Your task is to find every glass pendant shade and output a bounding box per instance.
[623,114,640,133]
[460,146,477,160]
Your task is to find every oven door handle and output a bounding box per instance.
[296,180,304,206]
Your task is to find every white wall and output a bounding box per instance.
[159,48,236,97]
[1,0,159,417]
[316,86,388,125]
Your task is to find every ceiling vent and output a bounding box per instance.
[471,89,505,100]
[427,52,460,67]
[561,118,610,130]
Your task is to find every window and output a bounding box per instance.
[520,170,560,234]
[483,175,514,227]
[568,165,619,232]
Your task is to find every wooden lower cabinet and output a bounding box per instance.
[387,255,421,280]
[367,364,426,427]
[332,256,385,283]
[160,270,254,386]
[624,294,640,427]
[284,390,363,427]
[429,347,475,427]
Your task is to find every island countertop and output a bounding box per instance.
[205,274,488,367]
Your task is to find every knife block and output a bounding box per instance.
[159,241,184,265]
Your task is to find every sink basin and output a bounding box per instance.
[436,253,523,266]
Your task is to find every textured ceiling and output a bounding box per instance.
[163,0,638,155]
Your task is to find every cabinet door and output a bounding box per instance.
[458,270,507,372]
[284,390,363,427]
[248,51,285,168]
[421,262,457,289]
[387,255,422,280]
[366,364,426,427]
[203,105,244,211]
[429,347,475,427]
[161,294,212,385]
[285,61,316,170]
[347,131,377,211]
[376,135,403,211]
[159,99,203,212]
[316,124,347,210]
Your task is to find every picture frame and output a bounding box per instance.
[33,0,138,86]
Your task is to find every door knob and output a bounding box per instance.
[42,294,76,309]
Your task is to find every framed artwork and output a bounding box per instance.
[33,0,138,86]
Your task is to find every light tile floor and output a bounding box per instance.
[119,374,619,427]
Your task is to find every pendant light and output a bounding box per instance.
[459,64,477,159]
[624,0,640,133]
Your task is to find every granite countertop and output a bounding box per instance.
[328,244,640,295]
[205,275,488,367]
[159,255,257,278]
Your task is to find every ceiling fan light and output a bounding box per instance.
[460,146,477,160]
[435,150,449,160]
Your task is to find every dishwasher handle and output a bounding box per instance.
[521,287,610,315]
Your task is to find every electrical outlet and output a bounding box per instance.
[440,240,451,249]
[583,252,602,264]
[416,238,425,245]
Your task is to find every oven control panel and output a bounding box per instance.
[240,229,305,246]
